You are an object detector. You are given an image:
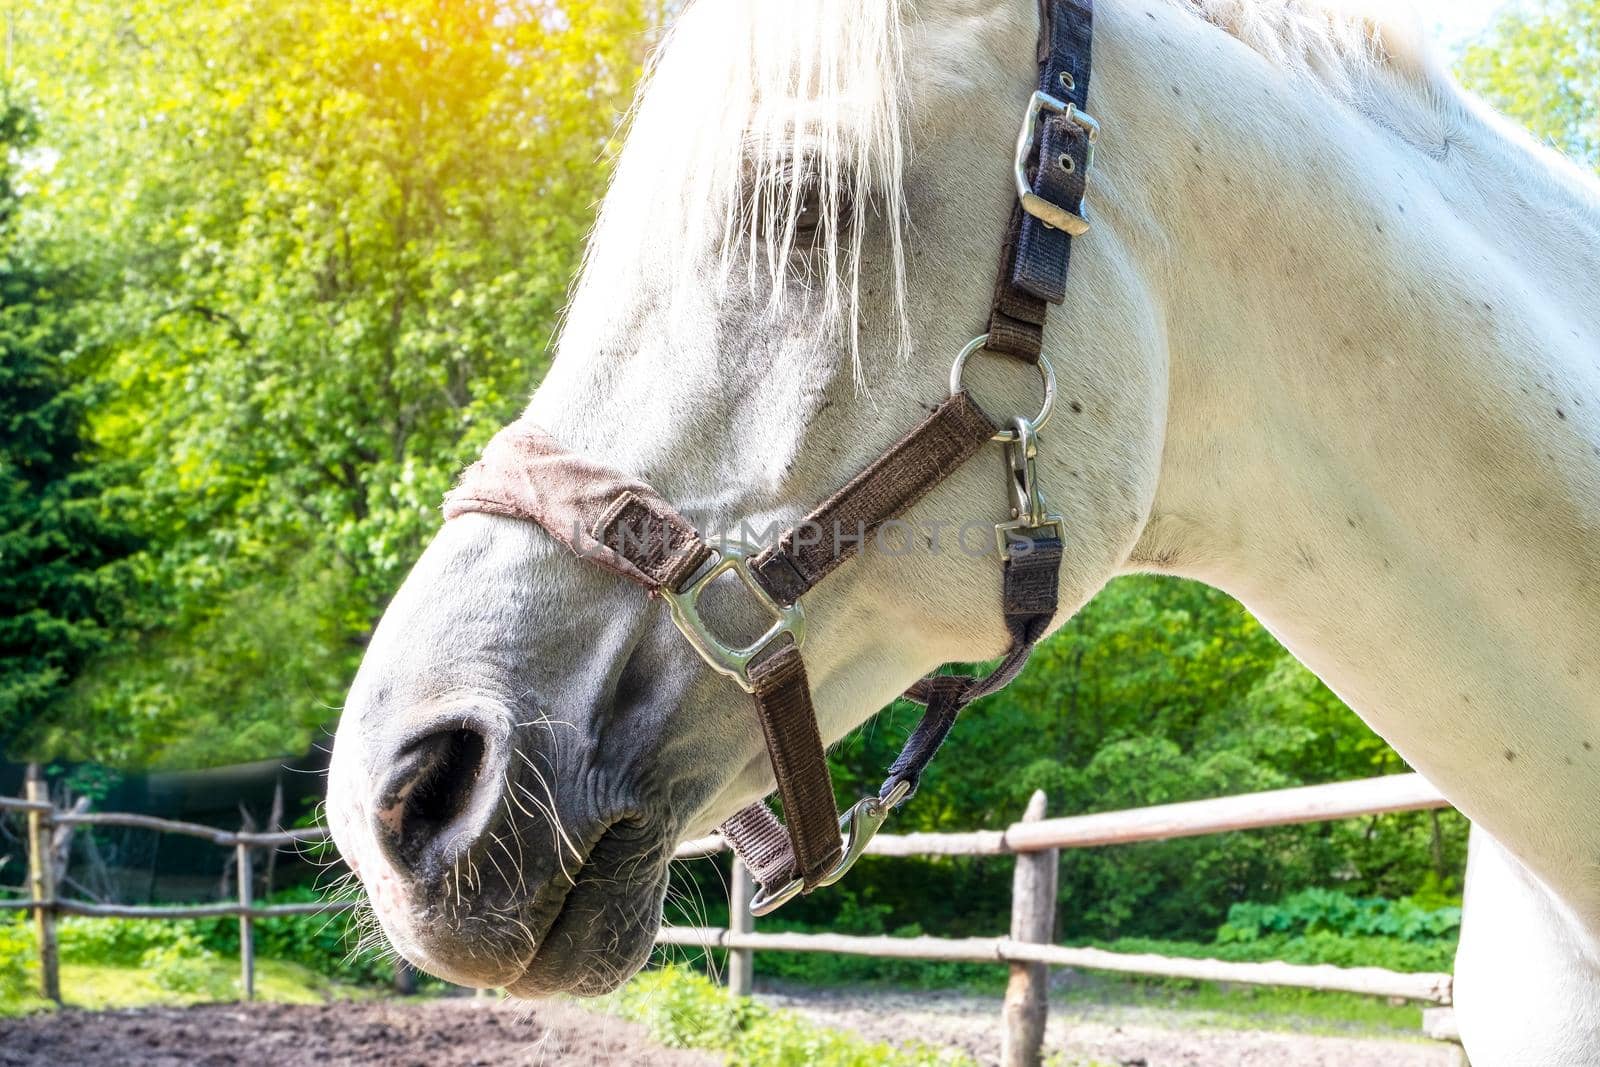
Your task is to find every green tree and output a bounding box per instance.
[1459,0,1600,169]
[0,84,139,751]
[804,577,1466,942]
[12,0,651,766]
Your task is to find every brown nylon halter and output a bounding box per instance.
[445,0,1097,915]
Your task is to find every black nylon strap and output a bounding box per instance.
[988,0,1095,361]
[1014,0,1095,303]
[882,536,1063,800]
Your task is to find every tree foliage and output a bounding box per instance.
[12,0,650,765]
[0,83,140,750]
[1459,0,1600,170]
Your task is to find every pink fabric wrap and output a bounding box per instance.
[443,422,711,592]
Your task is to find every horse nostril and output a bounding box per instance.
[375,726,491,876]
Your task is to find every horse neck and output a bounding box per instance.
[1116,6,1600,922]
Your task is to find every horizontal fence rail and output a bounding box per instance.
[2,770,1460,1062]
[653,927,1453,1004]
[0,898,356,919]
[670,773,1450,861]
[0,798,331,848]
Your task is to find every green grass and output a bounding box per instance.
[600,964,1434,1067]
[0,957,376,1017]
[1050,972,1427,1036]
[600,964,976,1066]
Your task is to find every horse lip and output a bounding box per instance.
[504,820,667,995]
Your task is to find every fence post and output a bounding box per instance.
[236,841,254,1000]
[24,763,60,1003]
[1002,790,1056,1067]
[727,859,755,997]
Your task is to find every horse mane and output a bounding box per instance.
[1183,0,1600,225]
[1178,0,1444,96]
[627,0,911,383]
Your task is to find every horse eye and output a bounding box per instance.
[735,155,854,255]
[793,186,824,244]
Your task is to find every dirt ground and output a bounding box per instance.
[0,987,1462,1066]
[0,997,718,1067]
[760,985,1458,1067]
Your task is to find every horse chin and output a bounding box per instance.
[506,855,670,997]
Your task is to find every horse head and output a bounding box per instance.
[326,0,1165,995]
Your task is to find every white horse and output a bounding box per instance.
[326,1,1600,1061]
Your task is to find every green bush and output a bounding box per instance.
[740,894,1002,992]
[53,889,395,989]
[0,914,36,1001]
[1090,932,1456,975]
[1219,888,1460,944]
[198,887,396,986]
[141,931,223,995]
[58,916,194,966]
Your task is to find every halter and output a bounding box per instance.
[444,0,1098,915]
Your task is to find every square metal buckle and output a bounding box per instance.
[661,543,805,693]
[1014,90,1099,237]
[995,518,1068,562]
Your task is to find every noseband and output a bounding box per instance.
[445,0,1098,915]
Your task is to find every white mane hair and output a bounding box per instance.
[1181,0,1443,95]
[1185,1,1600,227]
[606,0,911,382]
[592,0,1586,377]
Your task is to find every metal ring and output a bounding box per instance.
[948,334,1057,442]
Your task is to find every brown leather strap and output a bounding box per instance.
[747,643,843,885]
[724,531,1064,894]
[443,423,711,593]
[592,491,715,593]
[752,392,997,606]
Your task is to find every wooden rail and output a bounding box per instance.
[0,899,356,919]
[668,773,1449,860]
[653,926,1453,1004]
[2,770,1458,1065]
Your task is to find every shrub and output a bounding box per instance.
[1219,889,1461,945]
[0,914,36,1001]
[194,887,396,986]
[140,931,223,995]
[1091,932,1456,975]
[58,916,194,966]
[54,889,396,989]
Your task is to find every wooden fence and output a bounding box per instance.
[1,767,1460,1065]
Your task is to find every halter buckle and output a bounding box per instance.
[662,543,805,693]
[1015,90,1098,236]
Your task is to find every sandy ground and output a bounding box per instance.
[0,997,718,1067]
[759,984,1458,1067]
